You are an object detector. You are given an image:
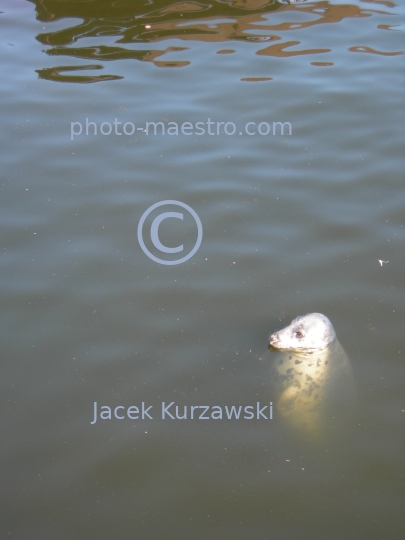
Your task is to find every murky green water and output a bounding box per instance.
[1,1,404,538]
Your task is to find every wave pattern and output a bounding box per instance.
[29,0,402,82]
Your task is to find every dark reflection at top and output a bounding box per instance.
[27,0,400,83]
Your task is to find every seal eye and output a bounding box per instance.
[295,331,304,339]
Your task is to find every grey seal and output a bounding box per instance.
[269,313,355,437]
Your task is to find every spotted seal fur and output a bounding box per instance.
[269,313,355,437]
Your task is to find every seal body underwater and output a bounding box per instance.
[269,313,355,437]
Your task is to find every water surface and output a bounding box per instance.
[1,1,404,538]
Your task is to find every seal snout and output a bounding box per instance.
[269,333,280,346]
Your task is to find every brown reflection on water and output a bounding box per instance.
[28,0,401,83]
[241,76,273,81]
[43,45,191,66]
[311,61,334,66]
[362,0,396,7]
[348,45,404,56]
[35,64,124,84]
[158,2,210,14]
[257,41,330,57]
[377,24,401,30]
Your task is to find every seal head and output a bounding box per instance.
[269,312,336,353]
